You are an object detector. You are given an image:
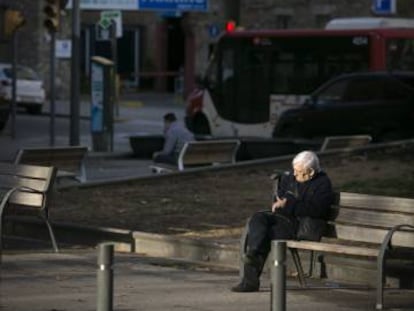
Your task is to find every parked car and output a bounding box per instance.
[272,71,414,142]
[0,63,46,114]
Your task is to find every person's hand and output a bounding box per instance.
[272,196,287,213]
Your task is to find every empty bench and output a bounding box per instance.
[151,139,241,173]
[0,163,58,260]
[320,135,372,151]
[14,146,88,183]
[241,191,414,310]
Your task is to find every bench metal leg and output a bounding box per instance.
[40,214,59,253]
[307,251,315,278]
[289,248,307,287]
[239,220,250,279]
[0,188,19,264]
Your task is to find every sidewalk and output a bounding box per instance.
[2,249,407,311]
[0,92,185,179]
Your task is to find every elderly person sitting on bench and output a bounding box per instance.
[231,150,334,292]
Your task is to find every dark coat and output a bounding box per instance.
[276,171,334,221]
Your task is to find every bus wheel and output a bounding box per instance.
[193,114,211,135]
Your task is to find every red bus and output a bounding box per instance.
[185,19,414,138]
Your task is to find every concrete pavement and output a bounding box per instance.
[2,93,414,310]
[3,249,410,311]
[0,92,185,179]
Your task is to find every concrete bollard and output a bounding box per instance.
[271,240,286,311]
[97,243,114,311]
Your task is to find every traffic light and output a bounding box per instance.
[225,20,237,32]
[2,9,25,38]
[43,0,61,33]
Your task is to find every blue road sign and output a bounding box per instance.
[372,0,396,15]
[139,0,208,12]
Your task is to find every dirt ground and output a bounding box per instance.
[49,145,414,238]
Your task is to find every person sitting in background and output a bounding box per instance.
[231,150,334,292]
[153,112,195,165]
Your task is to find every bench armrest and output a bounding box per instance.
[378,224,414,266]
[380,224,414,253]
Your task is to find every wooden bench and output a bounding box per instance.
[320,135,372,151]
[151,139,241,173]
[0,163,58,260]
[241,191,414,310]
[14,146,88,183]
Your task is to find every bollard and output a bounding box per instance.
[97,243,114,311]
[270,240,286,311]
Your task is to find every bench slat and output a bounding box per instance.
[180,140,240,168]
[0,176,50,192]
[14,146,88,182]
[9,192,44,208]
[334,207,414,228]
[0,163,54,180]
[287,240,379,257]
[339,192,414,213]
[334,224,414,248]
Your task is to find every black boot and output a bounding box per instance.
[231,264,260,292]
[231,254,263,292]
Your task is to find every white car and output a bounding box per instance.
[0,63,46,114]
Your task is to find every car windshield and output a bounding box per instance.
[3,66,39,80]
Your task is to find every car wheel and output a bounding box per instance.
[27,106,42,115]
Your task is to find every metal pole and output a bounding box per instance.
[97,243,114,311]
[70,0,80,146]
[110,20,119,118]
[109,21,116,152]
[271,241,286,311]
[10,31,17,138]
[49,31,56,146]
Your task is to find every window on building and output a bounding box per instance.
[315,14,331,28]
[276,15,292,29]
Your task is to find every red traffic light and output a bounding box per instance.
[225,20,236,32]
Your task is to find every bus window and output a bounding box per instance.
[387,39,414,70]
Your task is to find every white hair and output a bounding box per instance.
[292,150,321,172]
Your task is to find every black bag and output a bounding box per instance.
[296,217,326,241]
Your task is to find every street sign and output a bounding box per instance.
[372,0,396,15]
[55,39,72,58]
[67,0,139,10]
[66,0,209,11]
[100,10,123,37]
[139,0,208,12]
[95,24,112,41]
[208,24,220,38]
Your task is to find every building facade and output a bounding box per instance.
[1,0,413,99]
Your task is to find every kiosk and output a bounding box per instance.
[90,56,114,152]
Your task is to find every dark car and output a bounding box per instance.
[272,72,414,142]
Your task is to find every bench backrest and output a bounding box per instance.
[327,192,414,248]
[178,140,240,171]
[320,135,372,151]
[14,146,88,182]
[0,163,56,210]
